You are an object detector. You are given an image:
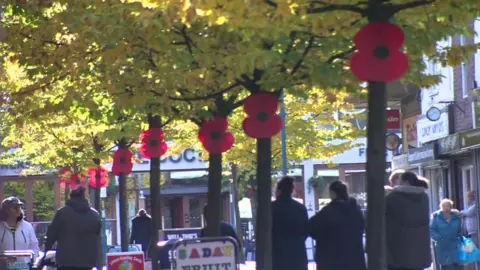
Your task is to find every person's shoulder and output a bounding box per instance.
[19,220,34,229]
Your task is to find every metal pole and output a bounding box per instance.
[280,92,288,176]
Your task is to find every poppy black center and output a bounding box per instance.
[257,112,268,122]
[211,132,222,140]
[373,46,390,59]
[150,140,158,147]
[120,158,126,164]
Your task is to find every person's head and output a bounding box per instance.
[70,186,86,199]
[440,199,454,213]
[138,209,147,217]
[0,197,24,221]
[329,181,348,201]
[468,190,476,204]
[415,176,429,189]
[276,176,295,198]
[389,169,405,187]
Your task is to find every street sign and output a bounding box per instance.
[106,251,145,270]
[171,237,239,270]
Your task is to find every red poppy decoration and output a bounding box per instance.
[58,167,73,180]
[61,173,86,189]
[112,149,134,176]
[242,93,282,138]
[88,167,109,188]
[139,128,168,159]
[198,117,234,154]
[350,22,408,82]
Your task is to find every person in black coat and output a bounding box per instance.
[130,209,152,255]
[309,181,366,270]
[272,176,309,270]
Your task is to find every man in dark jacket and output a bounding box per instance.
[44,187,101,270]
[130,209,152,255]
[386,171,431,270]
[272,176,309,270]
[199,204,241,246]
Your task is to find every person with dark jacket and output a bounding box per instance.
[199,204,241,247]
[44,187,101,270]
[130,209,152,255]
[386,171,432,270]
[309,181,366,270]
[272,176,309,270]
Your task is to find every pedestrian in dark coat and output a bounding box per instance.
[130,209,152,255]
[44,187,101,270]
[386,171,432,270]
[272,176,309,270]
[309,181,366,270]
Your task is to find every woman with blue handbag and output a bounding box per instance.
[430,199,463,270]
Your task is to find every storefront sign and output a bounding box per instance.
[461,128,480,148]
[407,144,437,165]
[164,228,202,241]
[437,133,460,155]
[172,238,237,270]
[392,154,408,170]
[106,251,145,270]
[403,115,418,152]
[416,112,449,144]
[386,110,401,130]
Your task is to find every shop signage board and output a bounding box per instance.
[461,128,480,148]
[171,237,239,270]
[163,228,202,241]
[416,112,449,144]
[386,110,401,130]
[407,143,438,165]
[437,133,460,155]
[403,115,418,152]
[392,154,408,170]
[106,251,145,270]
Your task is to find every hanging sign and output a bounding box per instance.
[106,251,145,270]
[386,110,401,130]
[171,237,238,270]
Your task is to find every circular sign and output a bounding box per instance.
[385,133,401,151]
[426,106,441,122]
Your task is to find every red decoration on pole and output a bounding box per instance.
[61,173,86,189]
[242,93,282,138]
[350,22,408,82]
[198,117,234,154]
[112,149,134,176]
[139,128,168,159]
[58,167,73,180]
[88,167,109,188]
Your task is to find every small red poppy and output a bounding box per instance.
[350,22,408,82]
[88,167,109,188]
[112,149,134,176]
[140,128,168,159]
[242,93,282,138]
[198,117,234,154]
[61,173,86,189]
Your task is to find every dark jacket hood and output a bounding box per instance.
[66,197,91,213]
[387,185,430,228]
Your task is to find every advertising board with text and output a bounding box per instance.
[106,251,145,270]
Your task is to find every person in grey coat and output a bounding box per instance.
[385,171,432,270]
[44,187,101,270]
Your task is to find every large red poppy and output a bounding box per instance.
[242,93,282,138]
[198,117,234,154]
[140,128,168,159]
[112,149,134,176]
[350,22,408,82]
[88,166,109,188]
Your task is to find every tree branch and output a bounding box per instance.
[392,0,435,13]
[168,82,240,101]
[307,2,366,14]
[327,47,356,64]
[291,35,315,75]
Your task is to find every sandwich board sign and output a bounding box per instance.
[106,251,145,270]
[171,237,239,270]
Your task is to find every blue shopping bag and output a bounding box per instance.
[458,236,480,264]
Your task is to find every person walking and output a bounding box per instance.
[385,171,432,270]
[0,197,39,259]
[461,191,477,270]
[309,181,366,270]
[430,199,463,270]
[44,187,101,270]
[130,209,152,256]
[272,176,309,270]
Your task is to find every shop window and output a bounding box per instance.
[189,197,202,227]
[462,166,474,209]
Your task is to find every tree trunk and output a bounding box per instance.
[365,81,387,270]
[204,153,222,237]
[255,138,272,270]
[231,164,245,262]
[118,172,129,252]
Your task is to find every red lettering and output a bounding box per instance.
[190,248,200,259]
[213,247,223,257]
